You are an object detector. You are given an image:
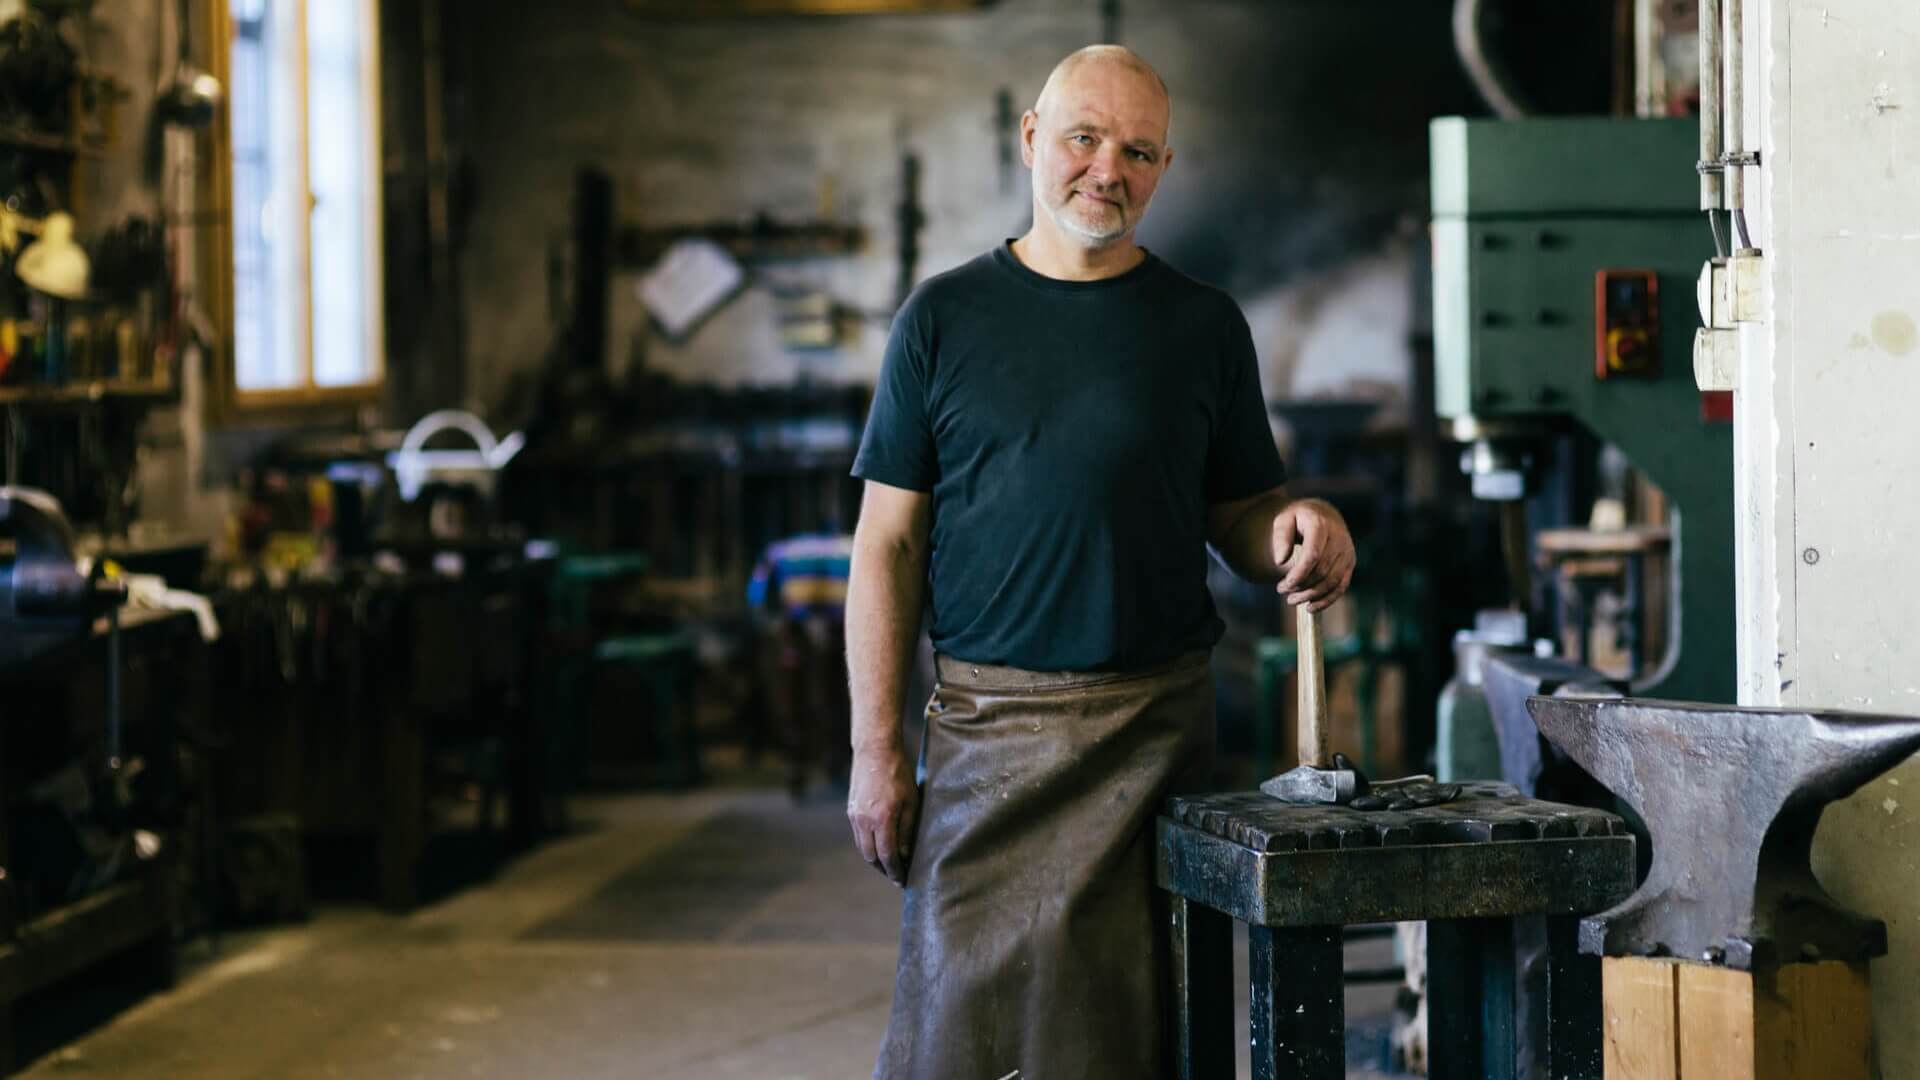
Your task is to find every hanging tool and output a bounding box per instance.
[994,88,1015,195]
[894,148,923,312]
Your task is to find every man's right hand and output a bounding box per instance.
[848,742,921,887]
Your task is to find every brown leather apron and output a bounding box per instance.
[874,650,1215,1080]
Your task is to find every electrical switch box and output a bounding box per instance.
[1595,268,1661,379]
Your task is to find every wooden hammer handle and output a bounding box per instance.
[1296,604,1329,769]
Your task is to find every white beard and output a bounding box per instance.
[1044,191,1128,246]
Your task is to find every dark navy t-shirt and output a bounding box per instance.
[852,242,1287,672]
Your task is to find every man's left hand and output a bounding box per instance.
[1271,498,1355,611]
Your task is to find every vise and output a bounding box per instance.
[1,487,124,672]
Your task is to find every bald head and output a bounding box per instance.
[1033,45,1170,129]
[1017,45,1175,258]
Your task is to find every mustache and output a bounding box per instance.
[1072,187,1126,207]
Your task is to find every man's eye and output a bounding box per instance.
[1129,150,1153,162]
[1071,134,1094,146]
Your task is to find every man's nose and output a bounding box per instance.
[1085,144,1124,187]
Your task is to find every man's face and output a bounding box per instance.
[1022,63,1173,248]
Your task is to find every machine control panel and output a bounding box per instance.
[1595,269,1661,379]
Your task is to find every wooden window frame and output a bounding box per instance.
[201,0,385,424]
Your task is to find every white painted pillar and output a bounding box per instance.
[1743,1,1920,1071]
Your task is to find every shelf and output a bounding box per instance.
[617,219,865,266]
[0,124,109,159]
[0,379,173,405]
[1535,525,1673,556]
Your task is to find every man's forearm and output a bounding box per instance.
[1212,489,1292,583]
[846,534,928,755]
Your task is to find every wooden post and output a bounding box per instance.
[1676,964,1752,1078]
[1759,961,1875,1076]
[1604,957,1679,1079]
[1602,956,1874,1079]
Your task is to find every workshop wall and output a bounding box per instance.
[445,0,1485,421]
[71,1,166,223]
[1742,0,1920,1070]
[68,0,235,542]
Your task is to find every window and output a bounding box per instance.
[224,0,382,401]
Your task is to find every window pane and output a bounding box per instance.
[306,0,378,388]
[230,0,307,392]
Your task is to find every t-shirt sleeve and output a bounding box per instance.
[852,297,938,492]
[1204,304,1288,502]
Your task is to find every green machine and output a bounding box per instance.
[1429,117,1734,705]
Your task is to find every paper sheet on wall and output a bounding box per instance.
[636,239,745,339]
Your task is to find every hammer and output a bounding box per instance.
[1260,606,1359,804]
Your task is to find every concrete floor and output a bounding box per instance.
[15,776,1408,1079]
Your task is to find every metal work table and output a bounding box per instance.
[1157,783,1635,1080]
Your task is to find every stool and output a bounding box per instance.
[759,612,851,798]
[542,553,651,816]
[593,629,700,789]
[1158,782,1635,1080]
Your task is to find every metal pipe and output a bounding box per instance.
[106,603,122,771]
[1727,0,1752,250]
[421,0,465,398]
[1614,0,1636,115]
[1634,0,1659,116]
[1453,0,1530,120]
[1698,0,1725,214]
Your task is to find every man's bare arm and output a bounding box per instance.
[1206,484,1356,611]
[845,480,933,886]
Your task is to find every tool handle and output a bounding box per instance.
[1296,604,1328,769]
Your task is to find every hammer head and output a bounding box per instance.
[1260,763,1359,805]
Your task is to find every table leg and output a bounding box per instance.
[1250,924,1343,1080]
[380,706,425,912]
[1428,917,1517,1080]
[1,712,13,1072]
[1170,896,1233,1080]
[1547,915,1603,1080]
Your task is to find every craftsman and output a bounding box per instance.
[845,45,1356,1078]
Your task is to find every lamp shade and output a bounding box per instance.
[17,212,88,300]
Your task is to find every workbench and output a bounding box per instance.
[212,559,544,912]
[0,607,206,1072]
[1158,783,1635,1080]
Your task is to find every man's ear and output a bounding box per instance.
[1162,146,1175,174]
[1019,110,1039,168]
